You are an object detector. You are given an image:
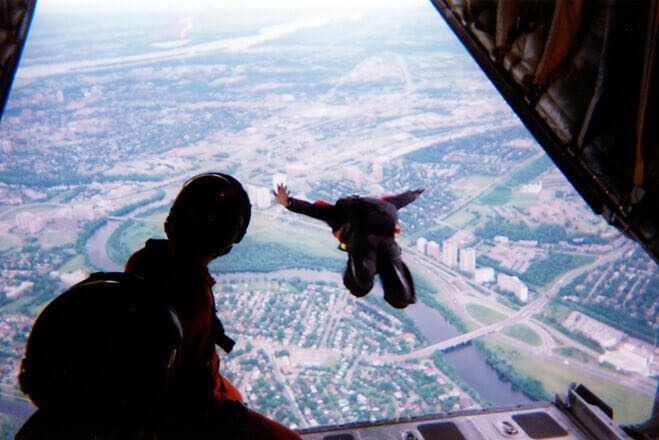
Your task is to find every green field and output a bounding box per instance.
[542,299,573,323]
[1,286,51,316]
[472,155,550,207]
[503,324,542,346]
[0,233,20,251]
[553,347,596,364]
[247,215,343,261]
[466,303,507,325]
[444,209,476,228]
[478,185,512,206]
[135,204,169,221]
[507,155,553,186]
[408,269,438,294]
[0,204,58,221]
[59,254,92,273]
[39,231,77,249]
[482,337,653,424]
[216,216,344,272]
[107,220,163,266]
[450,175,495,198]
[509,192,539,207]
[106,213,345,273]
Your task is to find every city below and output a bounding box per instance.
[0,4,656,437]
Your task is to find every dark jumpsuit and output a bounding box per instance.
[286,190,418,308]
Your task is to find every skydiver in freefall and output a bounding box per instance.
[274,183,423,309]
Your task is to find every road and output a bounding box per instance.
[261,346,309,427]
[368,289,549,362]
[394,243,659,394]
[319,292,349,348]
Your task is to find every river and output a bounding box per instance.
[84,219,123,271]
[406,301,532,405]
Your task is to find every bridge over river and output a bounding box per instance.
[367,293,549,363]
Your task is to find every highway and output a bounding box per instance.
[366,290,548,362]
[386,245,658,396]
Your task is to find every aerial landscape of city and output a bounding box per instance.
[0,1,657,437]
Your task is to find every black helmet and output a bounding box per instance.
[165,173,251,258]
[18,272,182,414]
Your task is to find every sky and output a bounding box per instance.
[37,0,430,14]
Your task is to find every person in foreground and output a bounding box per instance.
[17,272,183,439]
[126,172,301,439]
[274,183,423,309]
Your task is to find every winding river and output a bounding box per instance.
[84,219,123,271]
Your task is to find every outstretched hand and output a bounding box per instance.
[273,183,290,207]
[414,188,424,199]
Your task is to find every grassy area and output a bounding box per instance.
[503,324,542,346]
[553,347,596,364]
[1,289,50,316]
[0,204,58,221]
[107,220,163,266]
[509,192,539,207]
[49,186,86,203]
[466,303,506,325]
[507,155,553,186]
[216,214,345,272]
[39,231,76,249]
[59,254,92,273]
[444,209,477,228]
[439,292,476,332]
[135,203,169,220]
[478,185,512,205]
[543,300,573,323]
[408,268,438,294]
[250,215,342,260]
[105,212,346,273]
[482,337,653,424]
[322,356,340,370]
[0,233,20,251]
[450,175,496,198]
[471,155,550,207]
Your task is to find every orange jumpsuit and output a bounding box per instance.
[125,239,240,402]
[126,239,301,439]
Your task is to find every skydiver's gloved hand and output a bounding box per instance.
[413,188,424,199]
[273,183,290,207]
